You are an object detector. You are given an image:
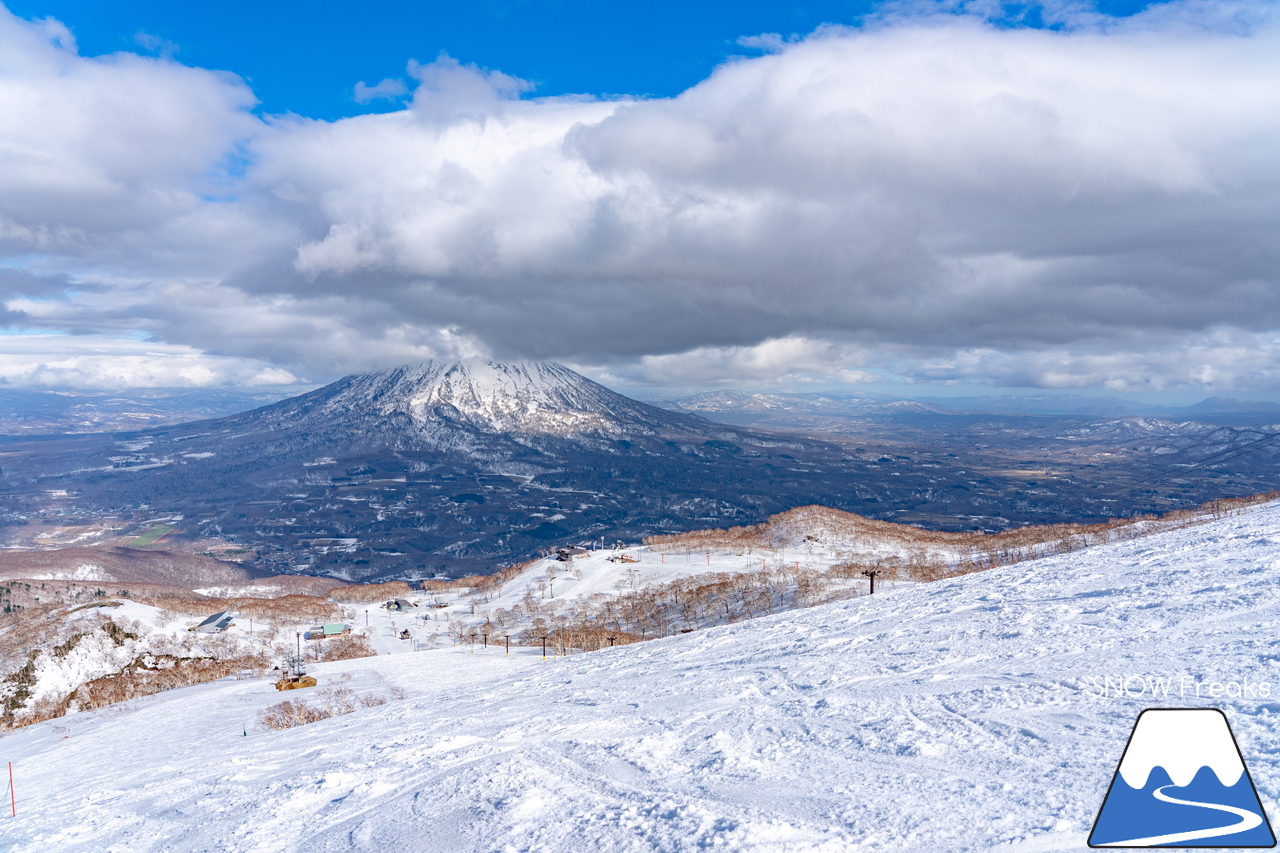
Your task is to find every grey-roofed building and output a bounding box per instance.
[192,610,233,633]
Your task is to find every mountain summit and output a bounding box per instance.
[1,360,875,578]
[254,360,702,444]
[9,361,1277,581]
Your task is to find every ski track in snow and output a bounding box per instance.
[6,506,1280,851]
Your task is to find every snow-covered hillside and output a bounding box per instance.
[6,502,1280,851]
[422,542,903,630]
[335,360,684,437]
[408,504,1217,647]
[231,359,717,447]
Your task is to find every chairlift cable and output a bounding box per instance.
[1103,429,1280,495]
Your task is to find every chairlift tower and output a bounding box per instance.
[283,651,306,677]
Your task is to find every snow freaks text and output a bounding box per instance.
[1082,676,1272,700]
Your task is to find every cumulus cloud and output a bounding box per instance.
[133,31,178,58]
[406,53,535,122]
[7,276,491,377]
[903,329,1280,393]
[3,2,1280,393]
[353,77,407,103]
[0,334,305,389]
[603,337,879,387]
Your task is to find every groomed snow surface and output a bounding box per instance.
[6,504,1280,851]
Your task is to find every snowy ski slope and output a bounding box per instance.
[5,502,1280,851]
[410,543,908,641]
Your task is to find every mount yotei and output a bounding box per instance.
[0,361,898,579]
[5,360,1280,582]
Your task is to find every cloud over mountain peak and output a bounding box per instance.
[4,3,1280,394]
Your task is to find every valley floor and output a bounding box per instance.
[4,503,1280,851]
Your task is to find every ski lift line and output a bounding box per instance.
[1173,438,1280,479]
[1103,430,1280,495]
[1109,430,1280,491]
[1109,428,1280,493]
[1111,427,1280,489]
[1164,428,1280,469]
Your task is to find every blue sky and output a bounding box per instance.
[2,0,1278,398]
[9,0,1161,119]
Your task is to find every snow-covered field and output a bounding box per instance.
[410,543,906,640]
[5,502,1280,851]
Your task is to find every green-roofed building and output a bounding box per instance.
[306,623,351,640]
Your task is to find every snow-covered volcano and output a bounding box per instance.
[212,359,714,453]
[309,360,693,438]
[1,360,822,578]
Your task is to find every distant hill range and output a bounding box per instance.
[0,546,346,604]
[652,390,1280,423]
[0,386,311,434]
[920,394,1280,418]
[0,362,896,580]
[3,362,1280,584]
[3,382,1276,436]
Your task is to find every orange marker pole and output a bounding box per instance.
[8,761,14,817]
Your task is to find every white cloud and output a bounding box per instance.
[3,3,1280,393]
[265,9,1280,361]
[4,276,492,379]
[353,77,407,103]
[0,10,274,278]
[133,31,178,58]
[406,53,534,122]
[0,334,304,389]
[603,337,878,387]
[904,329,1280,393]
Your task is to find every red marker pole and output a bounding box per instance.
[9,760,14,817]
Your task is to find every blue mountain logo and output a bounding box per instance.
[1090,708,1276,847]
